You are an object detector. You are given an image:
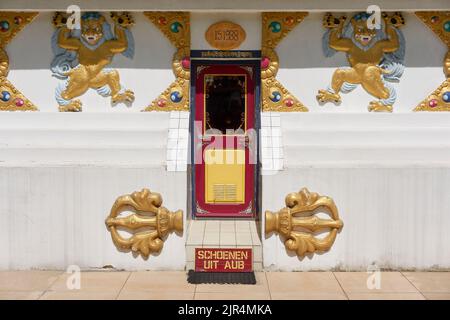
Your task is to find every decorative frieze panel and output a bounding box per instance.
[414,12,450,111]
[144,12,190,111]
[318,12,406,112]
[51,11,135,112]
[265,188,343,257]
[0,12,38,111]
[261,12,308,112]
[105,188,183,259]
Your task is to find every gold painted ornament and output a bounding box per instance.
[414,12,450,112]
[105,188,183,259]
[261,12,308,112]
[0,12,38,111]
[265,188,343,257]
[51,11,135,112]
[205,21,246,50]
[318,12,406,112]
[143,12,190,111]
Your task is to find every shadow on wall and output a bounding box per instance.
[7,12,174,70]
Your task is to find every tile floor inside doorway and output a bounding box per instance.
[186,220,263,270]
[0,271,449,300]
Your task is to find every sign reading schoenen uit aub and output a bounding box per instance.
[195,248,253,272]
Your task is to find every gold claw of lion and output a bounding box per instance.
[383,12,405,28]
[110,12,135,28]
[316,89,341,104]
[112,90,135,104]
[368,101,393,112]
[58,100,82,112]
[323,13,346,29]
[52,12,69,28]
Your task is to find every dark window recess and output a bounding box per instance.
[205,75,246,134]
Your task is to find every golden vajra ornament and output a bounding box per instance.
[143,12,190,111]
[414,12,450,112]
[105,188,183,259]
[265,188,343,257]
[0,12,38,111]
[261,12,308,112]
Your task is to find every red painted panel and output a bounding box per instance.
[195,248,253,272]
[194,65,255,217]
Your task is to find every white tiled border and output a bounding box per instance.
[260,112,284,173]
[166,111,189,172]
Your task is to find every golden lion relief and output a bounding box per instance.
[51,12,135,112]
[317,12,406,112]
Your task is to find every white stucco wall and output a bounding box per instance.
[262,113,450,271]
[2,0,449,11]
[0,113,188,270]
[1,9,449,271]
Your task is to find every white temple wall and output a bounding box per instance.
[0,113,188,270]
[262,113,450,271]
[0,8,449,270]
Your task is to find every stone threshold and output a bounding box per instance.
[185,220,262,271]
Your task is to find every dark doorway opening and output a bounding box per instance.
[205,75,246,134]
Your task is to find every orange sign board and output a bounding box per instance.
[205,21,246,50]
[195,248,252,272]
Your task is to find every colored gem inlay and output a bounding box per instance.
[270,91,282,102]
[181,56,190,70]
[170,22,182,33]
[442,91,450,103]
[14,98,24,107]
[170,91,182,103]
[284,16,295,26]
[430,16,440,24]
[158,17,167,25]
[261,56,270,69]
[444,21,450,32]
[429,99,438,108]
[157,99,167,107]
[14,16,23,25]
[284,98,294,107]
[269,21,282,33]
[0,20,10,32]
[1,91,11,102]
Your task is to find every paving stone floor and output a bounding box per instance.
[0,271,449,300]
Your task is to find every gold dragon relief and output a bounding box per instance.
[105,188,183,259]
[51,11,135,112]
[265,188,343,257]
[317,12,406,112]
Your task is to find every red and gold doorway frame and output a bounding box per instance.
[190,50,261,218]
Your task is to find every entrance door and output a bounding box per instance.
[194,65,256,218]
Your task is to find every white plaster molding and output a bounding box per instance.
[1,0,449,11]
